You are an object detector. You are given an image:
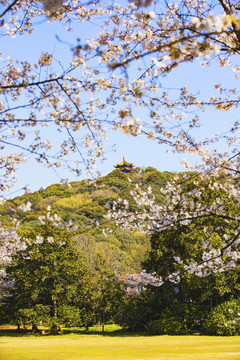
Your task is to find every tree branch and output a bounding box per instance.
[0,0,19,19]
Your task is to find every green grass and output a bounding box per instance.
[0,326,240,360]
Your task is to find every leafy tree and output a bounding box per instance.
[202,299,240,335]
[109,173,240,276]
[58,305,88,328]
[79,203,106,220]
[0,224,23,303]
[119,289,156,332]
[91,254,125,332]
[5,210,90,331]
[107,172,240,331]
[15,304,50,332]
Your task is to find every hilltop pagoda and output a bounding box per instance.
[114,157,134,173]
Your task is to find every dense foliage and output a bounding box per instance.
[202,299,240,335]
[147,314,183,335]
[0,168,240,335]
[4,213,90,330]
[0,168,174,274]
[0,168,170,330]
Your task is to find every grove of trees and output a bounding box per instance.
[0,207,125,332]
[0,168,239,335]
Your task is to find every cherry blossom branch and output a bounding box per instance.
[0,0,19,19]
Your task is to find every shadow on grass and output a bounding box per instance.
[0,325,200,338]
[0,329,33,337]
[0,327,151,338]
[62,328,149,337]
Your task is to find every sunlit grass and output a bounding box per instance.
[0,326,240,360]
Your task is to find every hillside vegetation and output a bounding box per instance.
[0,167,176,273]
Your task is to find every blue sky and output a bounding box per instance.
[2,10,239,197]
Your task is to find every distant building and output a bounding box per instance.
[118,274,145,295]
[118,271,163,295]
[114,157,134,173]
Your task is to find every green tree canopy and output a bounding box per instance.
[5,210,90,329]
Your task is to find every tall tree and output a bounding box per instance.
[107,173,240,277]
[90,253,125,332]
[142,227,240,330]
[4,210,90,330]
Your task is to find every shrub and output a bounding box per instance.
[202,299,240,336]
[16,304,50,330]
[58,305,84,327]
[147,312,183,335]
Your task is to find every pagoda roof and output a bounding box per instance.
[114,157,134,168]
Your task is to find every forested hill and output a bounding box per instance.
[0,167,177,273]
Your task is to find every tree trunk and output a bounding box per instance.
[102,309,105,333]
[51,297,60,334]
[53,298,58,320]
[32,325,39,333]
[183,316,188,332]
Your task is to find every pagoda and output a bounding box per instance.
[114,157,134,173]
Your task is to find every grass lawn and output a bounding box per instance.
[0,326,240,360]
